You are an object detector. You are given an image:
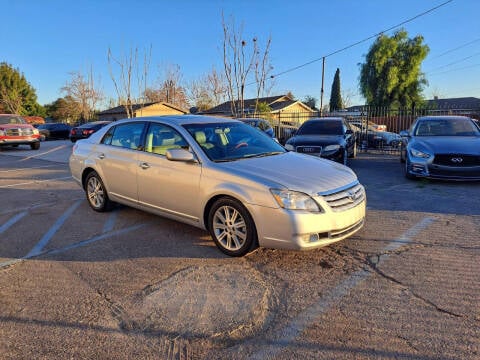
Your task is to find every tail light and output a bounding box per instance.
[82,129,95,135]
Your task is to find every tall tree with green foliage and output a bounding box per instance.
[0,62,40,115]
[329,68,343,111]
[359,30,429,108]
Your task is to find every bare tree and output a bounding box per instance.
[62,67,103,122]
[108,45,152,118]
[254,36,273,113]
[144,63,189,110]
[186,67,227,111]
[341,88,356,109]
[222,12,267,117]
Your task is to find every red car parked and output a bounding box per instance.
[0,114,41,150]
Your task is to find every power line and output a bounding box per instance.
[429,37,480,60]
[427,62,480,76]
[427,52,480,72]
[269,0,453,79]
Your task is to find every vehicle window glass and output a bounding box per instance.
[298,120,343,135]
[107,123,145,149]
[145,123,188,156]
[101,126,114,145]
[259,121,269,131]
[0,115,26,125]
[183,122,285,162]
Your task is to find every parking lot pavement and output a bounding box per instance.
[0,150,479,359]
[0,139,72,163]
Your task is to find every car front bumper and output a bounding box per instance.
[248,199,366,251]
[0,136,40,146]
[407,160,480,181]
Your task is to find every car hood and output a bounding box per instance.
[288,134,345,146]
[413,136,480,154]
[219,152,357,194]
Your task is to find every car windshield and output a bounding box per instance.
[415,118,480,136]
[183,121,285,162]
[298,120,343,135]
[0,115,26,125]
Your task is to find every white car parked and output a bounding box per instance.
[69,115,366,256]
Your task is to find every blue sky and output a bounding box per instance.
[1,0,479,109]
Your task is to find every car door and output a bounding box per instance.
[137,122,202,224]
[96,122,147,205]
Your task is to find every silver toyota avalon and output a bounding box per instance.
[69,115,366,256]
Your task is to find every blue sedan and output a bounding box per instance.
[400,116,480,181]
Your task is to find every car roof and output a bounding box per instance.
[305,117,344,122]
[112,115,240,126]
[416,116,472,121]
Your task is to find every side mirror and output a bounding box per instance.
[399,130,410,137]
[166,148,197,163]
[345,129,353,135]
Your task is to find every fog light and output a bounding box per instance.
[301,233,320,243]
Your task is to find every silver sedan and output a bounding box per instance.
[69,115,366,256]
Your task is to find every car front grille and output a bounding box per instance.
[433,154,480,167]
[320,183,365,212]
[6,128,34,136]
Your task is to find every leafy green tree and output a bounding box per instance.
[256,101,273,121]
[303,95,318,110]
[329,68,343,111]
[0,62,40,115]
[359,30,429,108]
[44,96,81,123]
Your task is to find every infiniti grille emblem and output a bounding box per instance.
[450,157,463,163]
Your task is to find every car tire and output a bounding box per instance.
[30,142,40,150]
[85,171,113,212]
[208,197,257,257]
[342,149,348,165]
[400,150,406,163]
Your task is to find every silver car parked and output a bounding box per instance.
[69,115,366,256]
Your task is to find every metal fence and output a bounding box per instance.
[244,106,480,154]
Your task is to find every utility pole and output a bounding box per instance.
[320,57,325,116]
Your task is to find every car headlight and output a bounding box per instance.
[323,144,340,152]
[270,189,321,212]
[410,147,431,159]
[0,129,5,136]
[33,128,39,135]
[284,143,294,151]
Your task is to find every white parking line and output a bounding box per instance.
[45,224,145,256]
[25,200,82,258]
[18,144,70,162]
[103,212,118,233]
[0,176,73,188]
[248,217,435,360]
[0,164,59,173]
[0,211,28,235]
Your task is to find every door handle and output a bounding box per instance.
[98,153,105,159]
[140,162,150,169]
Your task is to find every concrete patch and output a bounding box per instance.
[125,264,275,339]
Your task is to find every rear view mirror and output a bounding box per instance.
[166,148,197,163]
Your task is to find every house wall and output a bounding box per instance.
[136,104,185,117]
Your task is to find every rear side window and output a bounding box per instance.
[144,123,188,156]
[102,122,146,150]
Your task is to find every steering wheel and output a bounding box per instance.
[234,142,248,149]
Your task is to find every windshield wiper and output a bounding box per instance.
[242,151,284,159]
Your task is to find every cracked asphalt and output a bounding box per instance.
[0,142,479,359]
